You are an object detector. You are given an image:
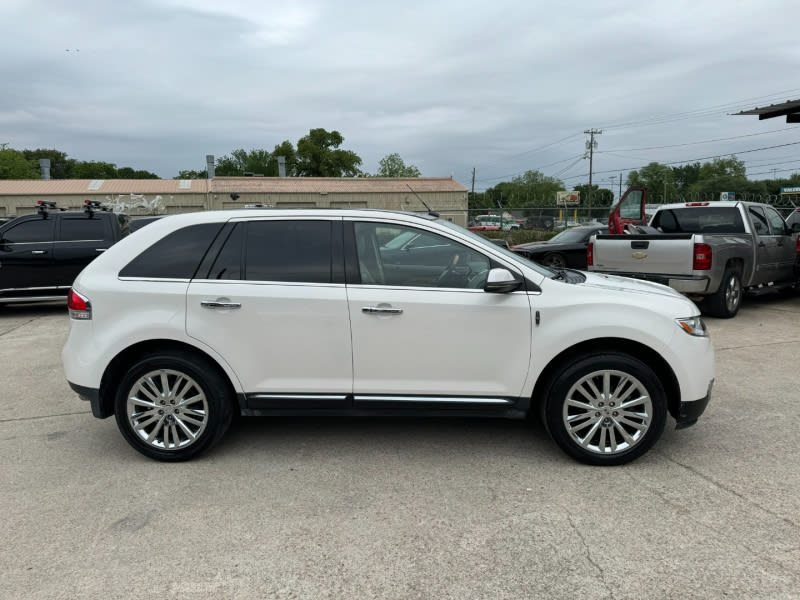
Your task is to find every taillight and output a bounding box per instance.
[693,243,712,270]
[587,242,594,267]
[68,289,92,320]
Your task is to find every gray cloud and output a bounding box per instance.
[1,0,798,189]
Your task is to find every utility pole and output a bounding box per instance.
[584,129,602,207]
[471,167,476,198]
[619,172,623,199]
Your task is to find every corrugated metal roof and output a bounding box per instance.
[0,177,466,195]
[0,179,208,194]
[210,177,466,193]
[736,98,800,121]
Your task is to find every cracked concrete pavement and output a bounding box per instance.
[1,294,799,599]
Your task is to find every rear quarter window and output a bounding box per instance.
[119,223,224,279]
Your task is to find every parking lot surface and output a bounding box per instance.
[2,294,800,600]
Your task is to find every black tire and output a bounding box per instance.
[114,351,234,462]
[702,267,742,318]
[542,353,667,466]
[543,219,554,231]
[542,253,567,269]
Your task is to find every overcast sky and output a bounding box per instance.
[2,0,799,191]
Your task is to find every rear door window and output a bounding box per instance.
[244,220,332,283]
[59,217,107,241]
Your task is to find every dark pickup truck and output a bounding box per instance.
[0,201,129,305]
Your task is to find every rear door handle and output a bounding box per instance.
[362,306,403,314]
[31,250,47,255]
[201,300,242,309]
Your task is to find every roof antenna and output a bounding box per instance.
[406,184,439,217]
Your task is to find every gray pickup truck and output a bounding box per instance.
[589,201,800,318]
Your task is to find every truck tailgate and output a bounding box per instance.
[592,234,695,274]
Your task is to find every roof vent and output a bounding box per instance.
[88,180,104,191]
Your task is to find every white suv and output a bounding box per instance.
[62,209,714,465]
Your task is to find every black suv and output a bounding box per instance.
[0,201,129,305]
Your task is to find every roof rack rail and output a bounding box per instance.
[84,199,110,217]
[36,200,65,217]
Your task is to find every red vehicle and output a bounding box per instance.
[608,186,648,234]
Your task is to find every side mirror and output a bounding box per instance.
[484,268,522,293]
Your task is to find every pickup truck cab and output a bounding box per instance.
[0,201,129,305]
[589,201,800,318]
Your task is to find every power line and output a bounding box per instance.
[473,154,584,184]
[599,87,800,131]
[475,132,583,170]
[598,126,800,153]
[561,140,800,181]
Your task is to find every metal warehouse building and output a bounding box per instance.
[0,177,468,225]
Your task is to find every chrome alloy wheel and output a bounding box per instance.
[126,369,209,451]
[724,274,741,314]
[562,369,652,455]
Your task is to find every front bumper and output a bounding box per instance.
[675,379,713,429]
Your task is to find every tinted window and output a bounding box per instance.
[119,223,223,278]
[2,219,55,243]
[748,207,769,235]
[654,208,745,234]
[60,217,106,241]
[355,222,490,288]
[207,223,244,280]
[763,206,787,235]
[244,220,332,283]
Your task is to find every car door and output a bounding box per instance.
[345,219,532,406]
[747,206,778,284]
[0,216,56,295]
[186,217,353,408]
[761,205,796,282]
[53,214,111,287]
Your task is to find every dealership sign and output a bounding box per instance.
[780,187,800,194]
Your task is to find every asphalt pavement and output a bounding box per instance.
[1,294,799,600]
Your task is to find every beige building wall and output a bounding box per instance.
[0,178,469,225]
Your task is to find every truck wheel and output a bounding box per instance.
[542,253,567,269]
[542,353,667,466]
[703,268,742,318]
[114,351,234,462]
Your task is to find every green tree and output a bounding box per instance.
[626,162,677,203]
[671,162,701,198]
[22,148,76,179]
[574,184,614,207]
[216,148,273,176]
[295,128,362,177]
[174,169,208,179]
[698,156,746,180]
[0,148,39,179]
[116,167,159,179]
[485,170,564,208]
[265,140,297,177]
[71,161,118,179]
[376,153,421,177]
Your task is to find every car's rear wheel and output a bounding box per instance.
[114,351,234,461]
[703,267,742,318]
[542,353,667,465]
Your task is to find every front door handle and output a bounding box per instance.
[201,300,242,309]
[362,306,403,314]
[95,248,107,253]
[31,250,47,255]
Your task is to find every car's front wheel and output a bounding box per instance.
[542,353,667,465]
[114,351,234,461]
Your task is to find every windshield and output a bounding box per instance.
[549,228,592,243]
[437,219,553,277]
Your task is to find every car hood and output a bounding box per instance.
[579,271,685,299]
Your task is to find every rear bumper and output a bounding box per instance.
[68,381,111,419]
[594,271,710,294]
[675,379,713,429]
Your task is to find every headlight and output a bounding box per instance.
[676,316,708,337]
